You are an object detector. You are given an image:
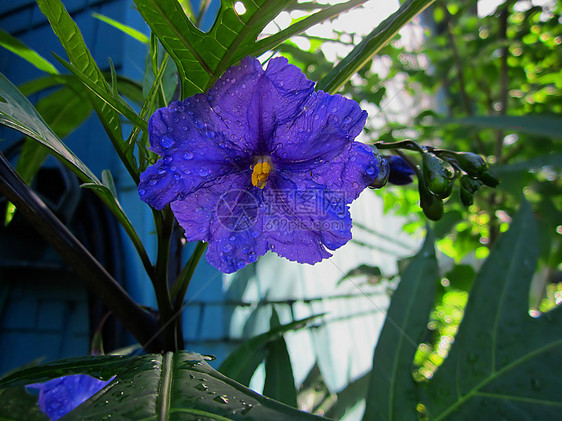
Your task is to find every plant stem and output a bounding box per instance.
[172,241,208,312]
[153,208,177,352]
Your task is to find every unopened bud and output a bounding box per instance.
[422,153,454,199]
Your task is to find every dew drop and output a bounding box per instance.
[366,166,376,175]
[214,395,229,404]
[223,244,233,252]
[149,179,157,186]
[205,130,215,139]
[199,168,209,177]
[139,189,146,196]
[164,156,173,163]
[183,152,194,160]
[229,235,236,241]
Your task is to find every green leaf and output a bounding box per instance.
[233,0,367,62]
[0,29,59,75]
[317,0,436,94]
[219,314,323,386]
[0,352,325,420]
[263,309,298,408]
[35,0,139,182]
[92,13,150,45]
[436,115,562,140]
[423,199,562,419]
[133,0,293,97]
[363,229,438,421]
[53,54,147,130]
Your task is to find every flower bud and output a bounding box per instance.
[480,170,499,188]
[454,152,487,177]
[419,179,444,221]
[460,186,474,207]
[460,175,481,194]
[387,155,415,185]
[422,153,454,199]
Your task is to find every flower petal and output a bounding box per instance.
[170,173,269,273]
[271,90,367,165]
[307,141,380,201]
[27,375,112,420]
[263,174,353,265]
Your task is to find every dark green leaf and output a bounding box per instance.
[219,314,323,386]
[318,0,436,94]
[263,309,298,408]
[423,199,562,419]
[363,229,438,421]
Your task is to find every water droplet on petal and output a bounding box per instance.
[237,261,245,269]
[199,168,209,177]
[160,136,174,148]
[229,235,236,241]
[366,166,376,175]
[223,244,233,252]
[183,152,194,160]
[164,156,173,163]
[149,179,157,186]
[139,189,146,196]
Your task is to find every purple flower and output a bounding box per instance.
[27,374,112,420]
[138,56,379,273]
[388,155,415,185]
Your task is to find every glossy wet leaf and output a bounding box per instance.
[1,352,325,420]
[422,199,562,419]
[0,387,49,421]
[363,229,438,421]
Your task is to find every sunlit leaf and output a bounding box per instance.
[0,29,59,75]
[92,13,150,45]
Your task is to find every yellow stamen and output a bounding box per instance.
[251,160,271,189]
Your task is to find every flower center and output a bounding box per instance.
[251,156,272,189]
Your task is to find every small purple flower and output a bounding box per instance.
[387,155,415,185]
[139,56,379,273]
[27,374,112,420]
